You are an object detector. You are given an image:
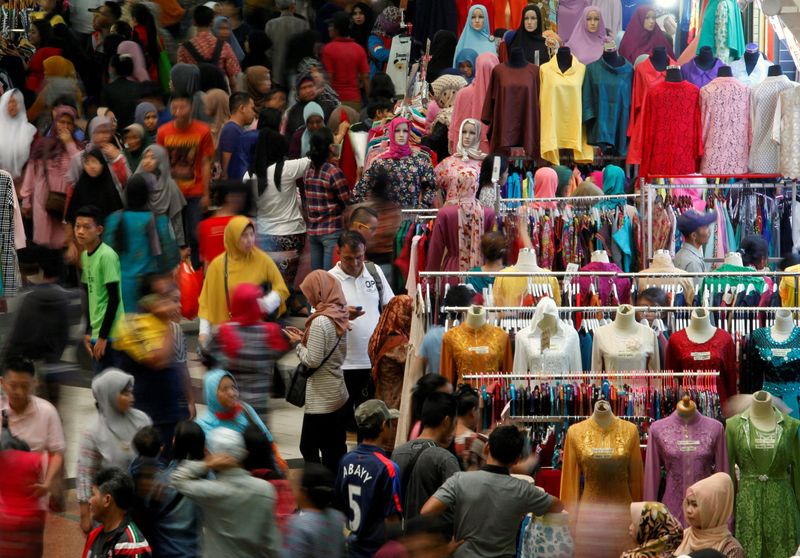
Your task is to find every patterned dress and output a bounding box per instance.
[353,152,436,209]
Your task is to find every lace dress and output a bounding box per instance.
[699,77,751,174]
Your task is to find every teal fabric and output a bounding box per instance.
[465,266,496,293]
[697,0,745,60]
[595,164,626,211]
[196,369,274,441]
[582,58,634,155]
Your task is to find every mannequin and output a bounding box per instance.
[686,308,716,343]
[557,46,573,73]
[700,61,751,174]
[591,399,615,429]
[676,394,697,418]
[772,308,795,342]
[637,249,695,304]
[508,46,528,68]
[744,44,759,75]
[694,45,716,70]
[717,65,732,77]
[517,248,541,270]
[584,45,633,155]
[768,64,783,77]
[466,304,488,329]
[682,46,723,88]
[749,390,777,431]
[602,45,626,67]
[591,249,609,263]
[592,304,660,371]
[651,46,668,71]
[665,65,683,82]
[730,43,771,86]
[723,251,743,266]
[613,304,636,331]
[513,296,582,372]
[494,248,562,305]
[749,65,793,173]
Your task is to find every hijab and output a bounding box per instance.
[565,6,607,64]
[300,101,324,157]
[372,6,402,38]
[204,88,230,145]
[509,4,550,64]
[456,118,486,161]
[674,473,735,555]
[213,16,245,61]
[30,104,79,160]
[134,144,185,219]
[622,502,684,558]
[196,369,273,439]
[134,101,158,137]
[533,167,558,209]
[351,2,375,49]
[618,6,675,64]
[0,89,37,177]
[427,30,458,83]
[367,294,412,378]
[90,368,152,466]
[123,123,146,170]
[66,147,124,223]
[449,52,499,150]
[596,164,626,210]
[554,164,574,196]
[445,165,484,270]
[299,270,350,343]
[431,74,467,126]
[245,66,270,111]
[170,63,200,96]
[381,117,412,159]
[296,57,340,107]
[216,282,288,361]
[455,48,478,84]
[117,40,150,83]
[43,55,77,79]
[454,5,496,65]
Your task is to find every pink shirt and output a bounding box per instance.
[1,395,65,454]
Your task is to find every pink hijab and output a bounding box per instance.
[449,52,499,153]
[533,167,558,209]
[444,166,484,270]
[381,117,412,159]
[565,7,607,64]
[117,41,150,83]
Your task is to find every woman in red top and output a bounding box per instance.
[25,20,62,93]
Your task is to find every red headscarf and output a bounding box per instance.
[618,5,675,64]
[217,283,288,359]
[367,295,413,379]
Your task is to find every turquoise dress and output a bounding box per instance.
[465,266,496,294]
[697,0,745,61]
[103,210,180,312]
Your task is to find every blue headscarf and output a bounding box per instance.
[453,5,496,66]
[196,369,273,441]
[213,16,245,62]
[595,164,627,211]
[301,102,324,157]
[455,48,478,84]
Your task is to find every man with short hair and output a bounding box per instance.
[82,467,152,558]
[673,209,716,276]
[157,95,215,268]
[172,427,280,558]
[335,400,403,558]
[177,5,240,89]
[265,0,309,87]
[421,425,563,558]
[218,92,256,179]
[391,392,460,519]
[321,11,370,109]
[90,1,121,53]
[329,231,393,431]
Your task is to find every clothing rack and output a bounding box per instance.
[420,270,800,277]
[443,306,800,313]
[462,371,720,380]
[508,415,653,423]
[499,193,640,203]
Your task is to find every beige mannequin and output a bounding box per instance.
[652,249,673,266]
[613,304,637,332]
[592,400,615,429]
[516,248,541,271]
[686,308,716,344]
[466,304,488,329]
[591,249,610,263]
[750,390,777,431]
[772,308,795,342]
[676,394,698,419]
[724,251,743,266]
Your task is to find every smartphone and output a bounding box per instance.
[355,306,363,312]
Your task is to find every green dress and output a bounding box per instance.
[726,408,800,558]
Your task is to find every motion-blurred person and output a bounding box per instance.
[453,385,484,471]
[218,92,256,179]
[368,295,412,411]
[134,145,187,248]
[264,0,309,88]
[196,181,247,268]
[177,6,241,90]
[321,11,370,110]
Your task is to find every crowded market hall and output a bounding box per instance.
[3,0,800,556]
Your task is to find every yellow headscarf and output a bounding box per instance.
[198,216,289,325]
[44,56,77,79]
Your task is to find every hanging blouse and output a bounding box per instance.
[730,54,771,87]
[743,327,800,416]
[664,328,737,404]
[774,86,800,180]
[439,322,513,385]
[513,322,582,373]
[493,265,563,306]
[626,56,673,165]
[481,62,541,158]
[582,57,634,155]
[681,57,724,89]
[573,261,631,305]
[591,322,661,371]
[539,56,594,164]
[749,75,794,173]
[699,77,751,174]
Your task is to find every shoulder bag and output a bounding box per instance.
[285,326,342,408]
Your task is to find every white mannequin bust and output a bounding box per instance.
[466,304,488,329]
[516,248,541,271]
[652,249,675,268]
[591,249,610,263]
[750,390,777,431]
[724,251,743,266]
[686,308,716,344]
[613,304,637,332]
[676,394,698,420]
[592,400,615,429]
[772,308,795,342]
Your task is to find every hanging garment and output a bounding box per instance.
[539,56,594,164]
[582,57,634,155]
[618,6,675,64]
[590,0,622,36]
[681,57,724,89]
[639,81,703,179]
[0,171,20,297]
[494,265,563,306]
[665,328,737,405]
[699,77,751,174]
[743,327,800,416]
[557,0,590,40]
[439,322,513,385]
[730,53,772,87]
[644,411,729,526]
[481,62,541,157]
[696,0,745,63]
[774,86,800,180]
[726,408,800,558]
[513,302,582,373]
[573,260,631,305]
[626,56,673,165]
[591,322,661,371]
[450,52,500,153]
[748,74,794,173]
[561,417,644,558]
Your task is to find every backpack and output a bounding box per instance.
[365,261,385,313]
[181,37,225,65]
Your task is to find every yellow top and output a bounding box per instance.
[539,57,594,165]
[493,265,562,306]
[439,323,512,386]
[779,264,800,308]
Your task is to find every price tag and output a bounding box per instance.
[772,348,791,359]
[691,351,712,361]
[754,433,776,450]
[591,448,613,459]
[491,156,501,183]
[468,346,490,355]
[677,440,700,453]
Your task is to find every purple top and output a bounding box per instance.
[573,261,631,305]
[644,411,729,526]
[681,58,724,89]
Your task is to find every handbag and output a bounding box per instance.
[285,329,342,408]
[42,159,66,218]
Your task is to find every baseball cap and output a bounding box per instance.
[676,209,716,236]
[355,399,400,429]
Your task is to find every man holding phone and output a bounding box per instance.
[329,231,393,432]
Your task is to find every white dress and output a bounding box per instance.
[591,322,660,371]
[749,75,794,173]
[513,322,582,373]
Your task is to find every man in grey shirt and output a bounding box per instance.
[265,0,309,87]
[421,426,563,558]
[392,392,460,519]
[673,209,716,278]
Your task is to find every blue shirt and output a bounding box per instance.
[227,129,259,180]
[218,121,244,176]
[419,326,445,375]
[334,444,403,558]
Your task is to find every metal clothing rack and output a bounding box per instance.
[462,371,720,380]
[443,306,800,313]
[508,415,652,423]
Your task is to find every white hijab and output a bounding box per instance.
[457,118,487,161]
[0,89,37,177]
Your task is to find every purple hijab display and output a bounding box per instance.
[618,5,675,64]
[566,6,607,64]
[557,0,590,43]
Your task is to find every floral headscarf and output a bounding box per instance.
[431,74,467,126]
[621,502,683,558]
[368,294,412,379]
[372,6,402,38]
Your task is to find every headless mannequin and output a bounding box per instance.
[724,251,743,266]
[768,64,783,77]
[717,65,733,77]
[591,249,609,263]
[613,304,637,332]
[744,44,760,75]
[516,248,542,271]
[466,304,488,329]
[651,46,669,72]
[665,65,683,82]
[750,390,777,431]
[508,46,528,69]
[694,46,716,70]
[686,308,716,344]
[557,47,573,73]
[771,308,795,342]
[592,400,615,429]
[603,46,626,68]
[653,249,674,267]
[676,394,698,419]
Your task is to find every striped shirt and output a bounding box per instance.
[302,162,351,236]
[297,316,348,414]
[82,520,151,558]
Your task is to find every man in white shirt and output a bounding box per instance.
[329,230,393,432]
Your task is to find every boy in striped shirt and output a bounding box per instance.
[82,467,152,558]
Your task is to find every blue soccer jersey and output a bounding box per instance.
[335,444,403,558]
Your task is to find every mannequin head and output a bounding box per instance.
[471,7,486,31]
[460,121,477,149]
[393,122,409,146]
[523,8,539,33]
[643,9,656,31]
[585,9,602,34]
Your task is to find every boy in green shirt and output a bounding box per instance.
[75,206,125,372]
